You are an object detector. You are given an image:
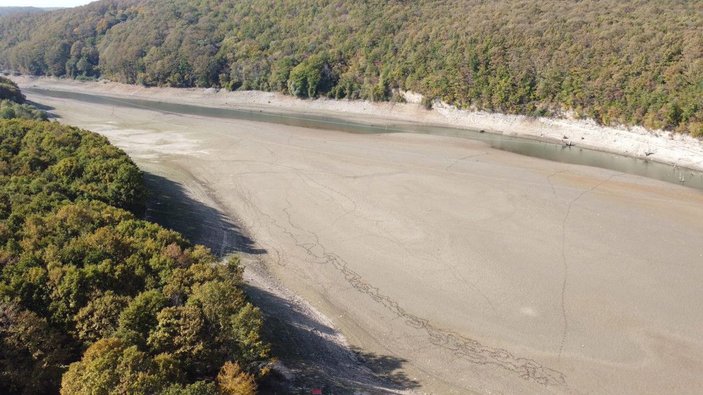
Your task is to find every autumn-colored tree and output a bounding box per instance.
[0,302,72,394]
[74,291,130,344]
[0,118,270,393]
[217,361,257,395]
[60,338,166,395]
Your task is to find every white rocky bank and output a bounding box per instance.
[15,76,703,172]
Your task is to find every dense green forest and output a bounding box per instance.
[0,0,701,136]
[0,76,47,120]
[0,83,269,394]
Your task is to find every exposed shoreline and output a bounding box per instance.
[12,75,703,172]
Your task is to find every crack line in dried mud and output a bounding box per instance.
[556,172,620,359]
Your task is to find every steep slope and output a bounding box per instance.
[0,0,701,135]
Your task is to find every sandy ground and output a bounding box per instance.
[12,76,703,172]
[23,88,703,394]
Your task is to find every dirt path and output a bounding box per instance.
[26,90,703,394]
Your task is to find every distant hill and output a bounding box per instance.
[0,0,700,135]
[0,7,60,16]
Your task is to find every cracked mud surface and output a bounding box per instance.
[29,91,703,394]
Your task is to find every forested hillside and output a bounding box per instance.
[0,7,53,17]
[0,0,701,135]
[0,82,270,394]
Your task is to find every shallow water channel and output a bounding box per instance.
[27,87,703,191]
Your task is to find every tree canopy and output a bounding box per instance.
[0,76,25,104]
[0,76,46,121]
[0,91,269,393]
[0,0,701,135]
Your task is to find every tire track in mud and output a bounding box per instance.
[245,187,568,388]
[323,249,567,386]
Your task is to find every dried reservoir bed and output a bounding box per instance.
[26,88,703,394]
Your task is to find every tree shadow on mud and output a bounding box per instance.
[142,172,265,256]
[27,100,58,119]
[141,171,416,393]
[27,100,54,112]
[247,285,420,394]
[352,348,420,391]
